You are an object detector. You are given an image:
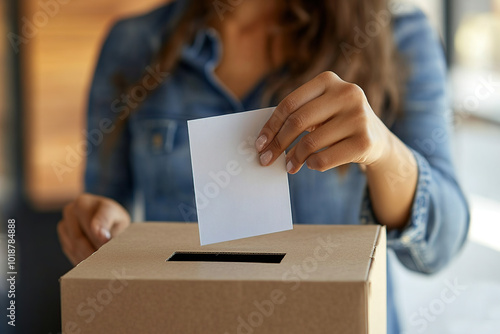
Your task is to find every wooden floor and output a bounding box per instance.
[22,0,166,208]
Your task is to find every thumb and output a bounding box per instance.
[90,203,114,246]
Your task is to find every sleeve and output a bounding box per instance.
[84,21,140,213]
[360,9,470,274]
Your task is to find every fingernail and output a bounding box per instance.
[286,160,294,173]
[255,135,267,152]
[101,228,111,240]
[260,151,273,165]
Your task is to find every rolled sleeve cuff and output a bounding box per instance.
[360,148,432,250]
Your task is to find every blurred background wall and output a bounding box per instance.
[22,0,168,209]
[0,0,499,333]
[0,0,12,216]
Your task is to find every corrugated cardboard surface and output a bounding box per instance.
[61,223,386,334]
[366,225,387,334]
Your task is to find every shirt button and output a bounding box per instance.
[401,235,411,245]
[152,134,163,149]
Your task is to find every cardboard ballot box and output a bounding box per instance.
[61,223,386,334]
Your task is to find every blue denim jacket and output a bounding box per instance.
[85,2,470,333]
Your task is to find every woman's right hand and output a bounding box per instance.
[57,193,131,266]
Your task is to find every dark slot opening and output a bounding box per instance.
[167,252,285,264]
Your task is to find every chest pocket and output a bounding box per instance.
[132,118,194,214]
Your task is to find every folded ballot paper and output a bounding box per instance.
[187,108,293,245]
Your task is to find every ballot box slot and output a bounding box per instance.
[167,252,285,264]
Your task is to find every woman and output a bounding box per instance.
[57,0,470,332]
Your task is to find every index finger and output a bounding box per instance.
[255,71,339,153]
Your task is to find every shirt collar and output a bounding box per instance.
[180,27,222,70]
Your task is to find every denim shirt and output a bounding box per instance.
[85,2,470,333]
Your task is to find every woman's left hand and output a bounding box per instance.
[255,71,392,173]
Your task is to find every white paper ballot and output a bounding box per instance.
[188,108,293,245]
